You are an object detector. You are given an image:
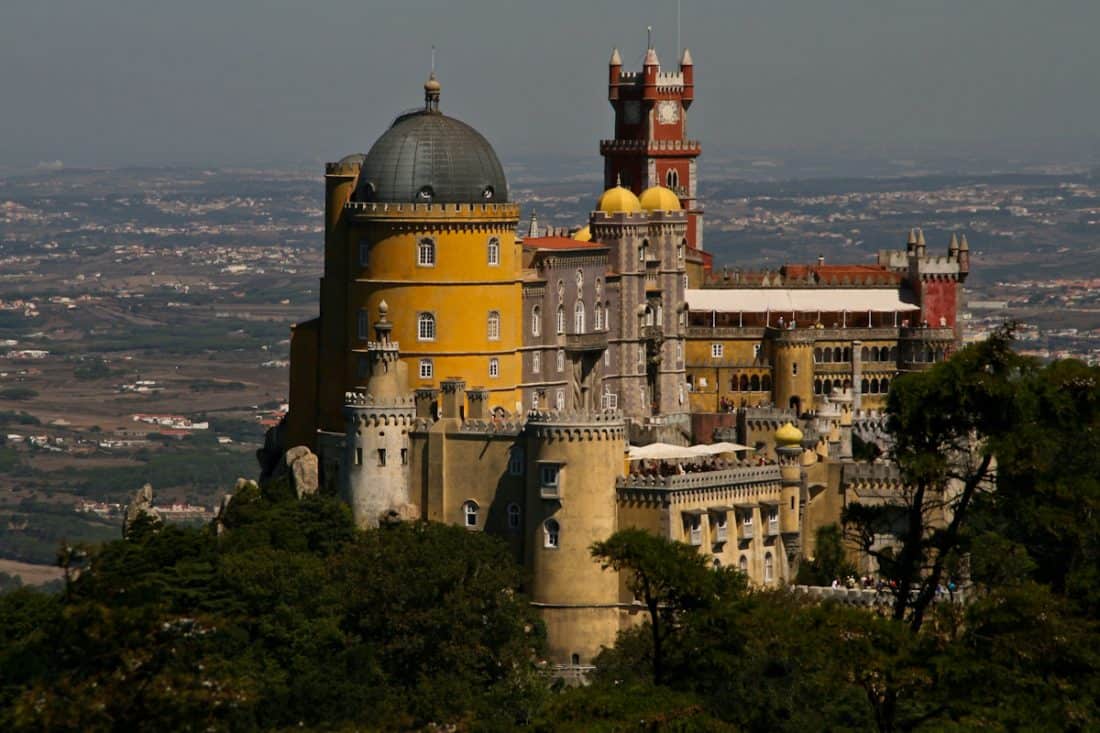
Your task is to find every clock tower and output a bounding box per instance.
[603,42,705,253]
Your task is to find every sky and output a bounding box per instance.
[1,0,1099,170]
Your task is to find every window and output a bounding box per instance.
[753,343,762,359]
[792,362,798,376]
[487,236,500,266]
[676,340,683,363]
[556,306,565,334]
[544,519,560,548]
[711,343,724,358]
[401,448,408,465]
[358,239,370,266]
[677,240,686,261]
[487,311,500,341]
[532,351,541,373]
[764,552,774,582]
[666,168,679,189]
[574,300,585,333]
[637,344,645,373]
[555,390,565,411]
[507,503,521,530]
[354,447,362,465]
[417,237,435,266]
[682,273,689,290]
[604,349,611,367]
[377,449,386,466]
[357,309,369,340]
[557,349,565,372]
[417,312,435,341]
[540,463,560,488]
[418,358,433,379]
[489,357,499,378]
[594,303,604,331]
[575,268,584,289]
[463,500,479,528]
[739,555,748,573]
[508,448,524,476]
[531,306,541,336]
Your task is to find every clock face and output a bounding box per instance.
[623,101,641,124]
[657,100,680,124]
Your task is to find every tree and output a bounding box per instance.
[795,523,856,586]
[591,529,742,685]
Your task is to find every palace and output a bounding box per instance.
[278,42,968,667]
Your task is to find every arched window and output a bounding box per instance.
[556,306,565,334]
[463,500,478,528]
[488,357,499,378]
[640,239,649,265]
[575,268,584,289]
[870,379,880,394]
[556,349,565,372]
[417,237,435,266]
[595,277,602,296]
[833,347,842,362]
[843,347,851,362]
[677,241,686,261]
[487,311,500,341]
[544,519,560,548]
[762,375,772,392]
[861,346,869,361]
[750,375,761,391]
[881,378,890,392]
[594,303,604,331]
[418,358,433,379]
[824,349,833,363]
[532,351,541,373]
[861,378,870,394]
[507,503,521,530]
[417,312,435,341]
[739,555,748,573]
[871,346,880,361]
[574,300,585,333]
[531,306,541,337]
[731,375,740,391]
[487,236,500,266]
[739,375,749,391]
[666,168,679,189]
[814,347,822,363]
[764,552,774,582]
[814,378,823,394]
[842,378,851,390]
[890,346,898,362]
[555,390,565,411]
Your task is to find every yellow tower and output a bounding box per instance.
[771,331,815,414]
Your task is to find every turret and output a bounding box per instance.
[642,40,660,101]
[608,47,622,100]
[775,422,803,535]
[915,227,927,258]
[679,48,694,106]
[906,228,917,254]
[958,234,970,273]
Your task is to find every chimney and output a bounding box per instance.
[439,378,466,420]
[465,387,489,420]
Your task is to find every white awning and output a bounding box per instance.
[686,288,919,313]
[627,442,752,461]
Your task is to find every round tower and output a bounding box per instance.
[775,422,803,535]
[771,331,815,414]
[525,409,626,666]
[342,302,415,528]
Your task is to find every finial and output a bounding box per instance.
[647,25,653,49]
[679,47,693,66]
[378,299,389,318]
[615,172,622,187]
[424,71,441,112]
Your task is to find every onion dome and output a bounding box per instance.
[597,185,642,213]
[775,422,804,447]
[639,185,682,212]
[355,76,508,204]
[572,225,592,242]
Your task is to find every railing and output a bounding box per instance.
[689,526,702,546]
[617,465,781,492]
[714,524,729,543]
[564,331,608,352]
[740,523,755,540]
[767,518,780,536]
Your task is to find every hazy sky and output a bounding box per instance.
[2,0,1098,169]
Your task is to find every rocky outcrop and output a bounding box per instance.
[256,417,287,483]
[122,483,162,538]
[285,446,319,498]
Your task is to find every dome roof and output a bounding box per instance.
[356,93,508,204]
[775,422,804,447]
[639,185,682,211]
[572,225,592,242]
[597,185,642,213]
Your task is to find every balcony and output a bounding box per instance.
[740,523,755,541]
[714,524,729,543]
[768,518,780,536]
[564,331,608,353]
[689,526,703,546]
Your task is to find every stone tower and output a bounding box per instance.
[525,409,626,665]
[603,42,703,250]
[342,301,415,528]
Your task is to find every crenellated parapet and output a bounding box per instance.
[525,409,625,441]
[344,391,414,408]
[458,418,524,436]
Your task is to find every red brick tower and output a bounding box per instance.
[603,42,704,253]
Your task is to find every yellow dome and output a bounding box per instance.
[572,225,592,242]
[639,185,682,212]
[775,422,803,447]
[597,185,642,213]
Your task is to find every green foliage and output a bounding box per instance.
[0,410,40,426]
[0,386,38,401]
[0,491,545,732]
[73,358,112,380]
[795,523,856,586]
[188,379,247,392]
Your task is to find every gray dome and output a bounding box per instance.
[357,110,508,204]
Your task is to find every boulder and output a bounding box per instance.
[122,483,162,538]
[285,446,319,498]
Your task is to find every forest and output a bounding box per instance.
[1,328,1098,732]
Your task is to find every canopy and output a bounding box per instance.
[627,441,753,461]
[685,288,920,314]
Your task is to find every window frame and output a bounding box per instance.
[417,237,436,267]
[487,310,501,341]
[463,500,479,528]
[417,312,436,341]
[543,518,560,548]
[487,236,500,266]
[418,358,433,380]
[488,357,500,379]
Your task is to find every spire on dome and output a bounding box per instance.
[679,47,693,66]
[610,47,622,65]
[424,71,441,112]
